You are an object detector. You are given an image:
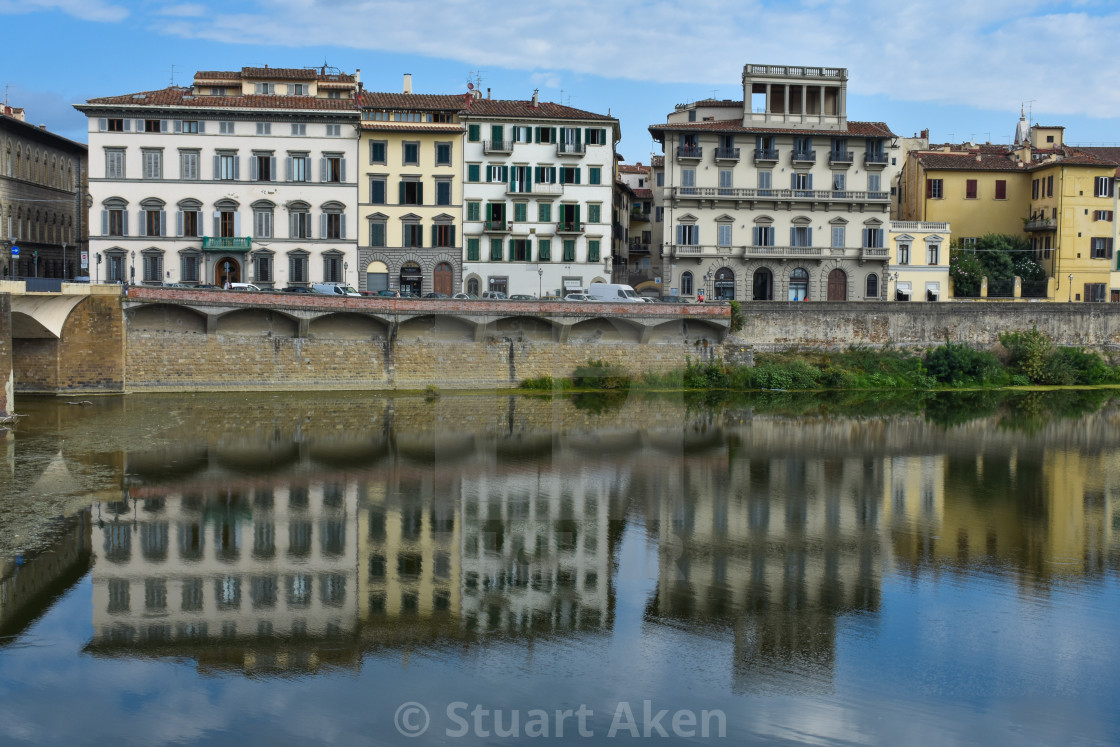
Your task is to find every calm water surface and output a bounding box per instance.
[1,391,1118,746]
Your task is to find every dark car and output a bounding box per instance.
[422,292,450,299]
[283,286,313,293]
[509,294,537,300]
[399,291,420,299]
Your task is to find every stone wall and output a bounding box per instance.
[0,295,11,416]
[14,294,125,394]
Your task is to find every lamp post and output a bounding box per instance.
[891,271,899,301]
[344,261,349,286]
[1068,273,1073,302]
[538,267,543,298]
[130,250,136,284]
[95,252,101,284]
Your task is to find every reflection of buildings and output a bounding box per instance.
[88,484,360,674]
[647,452,885,694]
[0,512,91,642]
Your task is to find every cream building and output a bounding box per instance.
[888,220,951,301]
[76,66,360,288]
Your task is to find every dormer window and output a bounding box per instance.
[254,83,275,95]
[290,83,307,96]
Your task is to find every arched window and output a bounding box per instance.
[753,268,773,300]
[714,267,735,300]
[865,273,879,299]
[467,277,480,296]
[681,271,694,296]
[789,268,809,301]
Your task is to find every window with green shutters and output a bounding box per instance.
[538,203,552,223]
[467,201,481,221]
[584,128,608,145]
[589,166,601,185]
[467,164,480,182]
[563,239,576,262]
[538,239,551,261]
[491,125,504,143]
[490,238,503,261]
[467,238,480,261]
[513,203,527,222]
[468,124,480,142]
[588,239,600,262]
[588,204,601,223]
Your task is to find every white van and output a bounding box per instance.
[229,282,262,292]
[587,283,644,302]
[311,283,361,297]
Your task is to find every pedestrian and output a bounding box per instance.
[697,290,705,303]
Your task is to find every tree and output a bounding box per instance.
[949,234,1043,298]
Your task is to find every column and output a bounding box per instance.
[801,85,807,121]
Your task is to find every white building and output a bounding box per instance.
[459,90,619,297]
[75,66,360,288]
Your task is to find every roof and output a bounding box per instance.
[916,146,1118,173]
[462,98,616,123]
[1075,147,1120,176]
[79,86,358,112]
[358,122,464,133]
[649,120,896,138]
[0,111,87,153]
[360,92,468,111]
[632,188,653,199]
[618,163,650,174]
[195,67,356,83]
[685,98,743,108]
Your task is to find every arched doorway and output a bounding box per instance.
[714,267,735,300]
[752,268,773,300]
[827,269,847,301]
[865,273,879,299]
[789,268,809,301]
[399,262,422,295]
[215,257,241,287]
[433,262,453,296]
[366,260,389,292]
[466,277,480,296]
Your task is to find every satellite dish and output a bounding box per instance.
[467,82,474,90]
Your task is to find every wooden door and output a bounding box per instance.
[433,262,453,296]
[827,269,847,301]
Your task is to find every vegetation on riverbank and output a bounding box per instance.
[521,327,1120,394]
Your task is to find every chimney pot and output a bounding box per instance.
[403,73,412,94]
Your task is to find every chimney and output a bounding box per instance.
[531,88,539,108]
[355,68,361,84]
[487,87,491,100]
[403,73,412,94]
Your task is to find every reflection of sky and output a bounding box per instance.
[1,528,1119,745]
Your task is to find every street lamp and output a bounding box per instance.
[704,269,714,299]
[130,250,136,284]
[1068,273,1074,302]
[538,267,543,298]
[891,271,899,301]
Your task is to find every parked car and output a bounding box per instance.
[587,282,644,302]
[452,292,478,300]
[398,291,420,299]
[564,293,595,302]
[311,282,361,297]
[374,289,400,297]
[229,282,262,292]
[509,294,536,300]
[283,286,313,293]
[481,291,508,300]
[422,292,450,299]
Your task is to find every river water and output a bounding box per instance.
[0,390,1118,746]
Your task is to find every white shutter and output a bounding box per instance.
[173,120,182,133]
[135,119,143,132]
[233,157,240,180]
[213,213,220,236]
[121,210,129,236]
[123,119,131,132]
[320,158,326,182]
[198,121,205,134]
[101,210,108,235]
[98,118,107,132]
[159,211,166,237]
[320,214,327,239]
[234,213,241,236]
[161,120,169,132]
[269,156,276,181]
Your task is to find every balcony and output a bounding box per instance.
[556,142,586,156]
[891,221,949,232]
[507,182,563,196]
[791,150,817,165]
[860,247,890,260]
[1025,218,1056,232]
[677,145,703,161]
[483,220,511,233]
[202,236,251,251]
[864,153,889,167]
[629,209,651,223]
[556,221,583,234]
[666,186,890,203]
[829,151,854,167]
[754,148,779,164]
[628,242,651,255]
[745,245,824,259]
[483,139,513,154]
[713,147,741,162]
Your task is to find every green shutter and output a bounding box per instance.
[574,205,581,230]
[468,124,480,142]
[589,204,600,223]
[550,167,556,183]
[600,128,607,145]
[538,239,550,261]
[574,168,581,185]
[508,238,516,261]
[467,237,479,261]
[590,167,600,185]
[589,240,600,262]
[467,201,479,221]
[534,126,541,143]
[492,125,503,143]
[550,127,556,143]
[399,181,405,204]
[468,164,480,182]
[490,238,503,261]
[417,183,423,204]
[431,225,438,246]
[450,226,456,247]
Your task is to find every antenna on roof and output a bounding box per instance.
[1025,100,1036,124]
[170,64,178,87]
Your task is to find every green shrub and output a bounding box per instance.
[1000,327,1053,383]
[924,342,1002,386]
[573,360,631,390]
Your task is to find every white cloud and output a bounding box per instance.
[0,0,128,22]
[145,0,1120,119]
[156,3,209,17]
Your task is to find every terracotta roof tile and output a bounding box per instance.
[917,152,1022,171]
[618,163,650,174]
[649,120,896,138]
[194,67,355,82]
[688,98,743,108]
[464,99,616,122]
[80,86,359,112]
[359,122,464,133]
[632,188,653,198]
[360,92,469,110]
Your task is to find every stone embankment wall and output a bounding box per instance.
[0,295,11,415]
[14,294,125,394]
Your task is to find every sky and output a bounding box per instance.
[4,0,1120,159]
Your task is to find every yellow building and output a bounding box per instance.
[887,220,951,301]
[358,77,465,296]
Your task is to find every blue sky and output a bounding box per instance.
[4,0,1120,159]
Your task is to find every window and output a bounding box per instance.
[291,123,306,136]
[758,170,772,195]
[589,166,601,185]
[510,238,531,261]
[106,118,125,132]
[868,173,881,194]
[403,221,422,248]
[139,251,162,283]
[254,253,273,283]
[681,271,693,295]
[538,238,551,261]
[1094,210,1114,221]
[681,168,696,193]
[139,149,162,179]
[142,202,165,237]
[656,171,664,187]
[180,253,200,282]
[790,226,812,247]
[588,239,601,262]
[323,155,344,182]
[927,243,940,265]
[179,150,199,180]
[719,169,733,195]
[831,226,845,248]
[1091,237,1113,259]
[1085,282,1107,302]
[103,201,127,236]
[513,202,528,223]
[467,201,481,222]
[252,152,275,181]
[290,208,311,238]
[563,239,576,261]
[216,152,238,180]
[753,225,774,246]
[322,210,345,240]
[323,254,343,282]
[399,180,422,205]
[467,164,481,182]
[325,124,341,137]
[105,148,125,179]
[178,203,200,237]
[1095,176,1114,198]
[467,237,480,261]
[403,142,419,165]
[370,176,387,204]
[793,136,812,156]
[435,142,452,165]
[676,224,698,245]
[288,253,308,283]
[290,83,306,96]
[862,227,884,248]
[995,180,1007,199]
[487,164,507,183]
[792,172,812,196]
[655,206,663,222]
[217,206,238,238]
[490,238,503,261]
[143,119,161,133]
[1032,179,1039,199]
[256,122,271,135]
[832,173,846,193]
[866,274,879,299]
[254,83,274,95]
[219,121,235,134]
[926,178,943,199]
[965,179,977,199]
[560,166,580,185]
[1047,175,1053,197]
[588,204,601,224]
[288,153,310,182]
[898,243,910,264]
[369,140,387,164]
[253,206,273,238]
[178,120,199,134]
[468,124,480,142]
[433,223,455,248]
[717,224,732,247]
[436,179,452,206]
[369,218,386,247]
[538,203,551,223]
